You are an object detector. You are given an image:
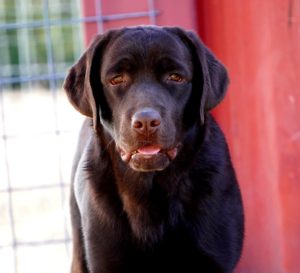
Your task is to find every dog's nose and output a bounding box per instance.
[131,108,161,134]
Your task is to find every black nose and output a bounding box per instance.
[131,108,162,134]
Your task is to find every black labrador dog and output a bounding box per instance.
[64,26,244,273]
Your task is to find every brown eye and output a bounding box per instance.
[110,75,125,85]
[168,73,184,83]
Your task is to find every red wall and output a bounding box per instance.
[197,1,300,273]
[81,0,196,45]
[81,1,300,272]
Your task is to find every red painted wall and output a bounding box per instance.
[81,0,196,45]
[197,1,300,273]
[81,1,300,272]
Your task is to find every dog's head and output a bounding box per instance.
[64,26,228,172]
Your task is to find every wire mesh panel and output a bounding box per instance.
[0,0,160,272]
[0,0,85,272]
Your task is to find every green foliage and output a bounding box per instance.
[0,0,83,84]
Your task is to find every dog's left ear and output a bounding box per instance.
[63,30,118,130]
[166,28,229,124]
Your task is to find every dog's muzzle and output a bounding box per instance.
[117,144,180,172]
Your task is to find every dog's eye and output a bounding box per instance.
[167,73,184,83]
[110,75,125,85]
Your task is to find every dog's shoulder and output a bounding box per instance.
[183,114,237,200]
[198,114,233,171]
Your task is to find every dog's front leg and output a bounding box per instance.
[70,188,89,273]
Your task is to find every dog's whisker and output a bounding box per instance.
[103,139,114,153]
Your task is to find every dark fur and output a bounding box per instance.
[64,26,244,273]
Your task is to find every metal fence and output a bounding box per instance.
[0,0,158,272]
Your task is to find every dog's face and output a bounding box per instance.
[101,28,193,171]
[64,26,228,172]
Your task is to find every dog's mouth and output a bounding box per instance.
[117,144,180,172]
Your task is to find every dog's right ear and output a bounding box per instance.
[63,30,117,130]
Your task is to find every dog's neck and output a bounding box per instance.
[94,122,205,245]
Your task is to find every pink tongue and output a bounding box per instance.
[137,145,161,155]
